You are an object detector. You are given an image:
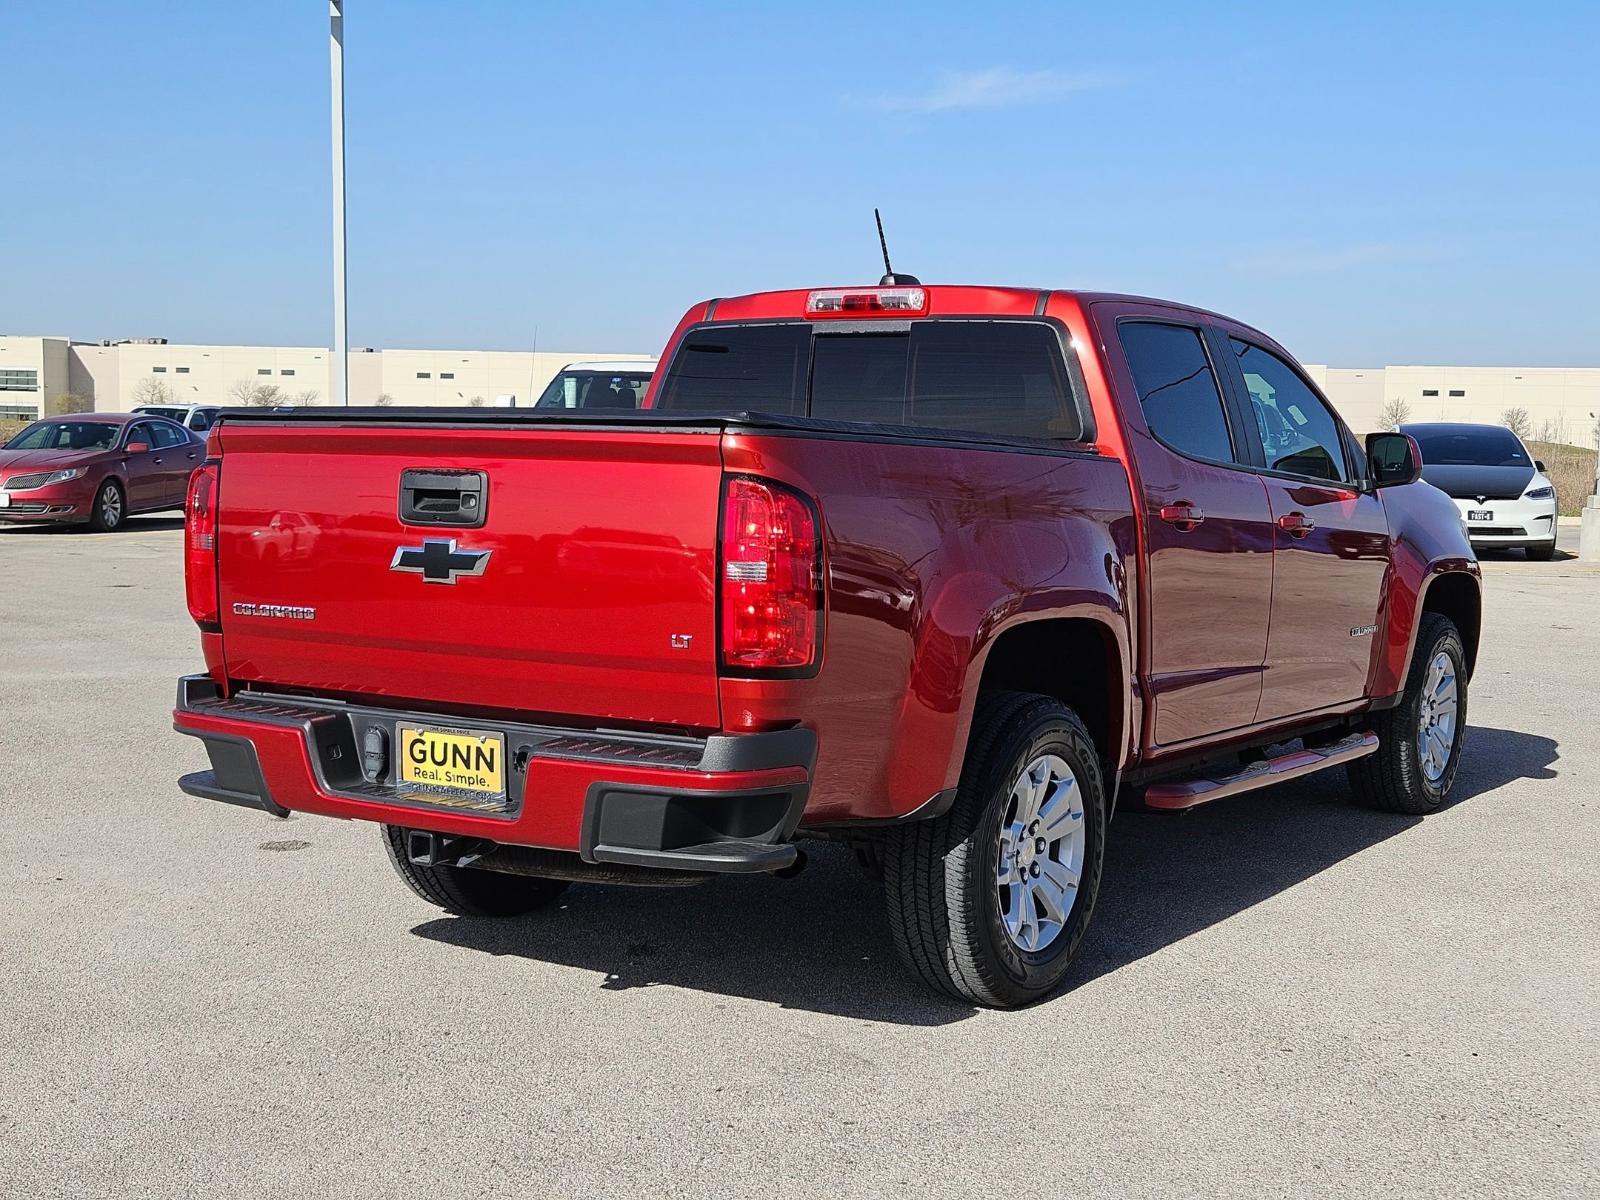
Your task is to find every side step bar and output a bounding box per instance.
[1142,732,1379,812]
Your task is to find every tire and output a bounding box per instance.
[86,480,125,532]
[1525,541,1556,562]
[1347,612,1467,814]
[381,825,569,917]
[883,692,1106,1008]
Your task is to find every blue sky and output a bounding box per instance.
[5,1,1597,365]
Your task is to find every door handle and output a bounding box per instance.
[1158,503,1205,532]
[151,457,163,464]
[1278,512,1315,538]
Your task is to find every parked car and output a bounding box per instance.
[1401,422,1559,560]
[131,403,224,432]
[171,283,1480,1007]
[0,412,201,531]
[532,359,656,409]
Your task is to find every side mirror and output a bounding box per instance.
[1366,432,1422,488]
[125,442,150,455]
[1535,459,1547,473]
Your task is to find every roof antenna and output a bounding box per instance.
[874,208,920,287]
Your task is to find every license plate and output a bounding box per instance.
[398,724,506,796]
[1467,510,1493,522]
[0,494,10,508]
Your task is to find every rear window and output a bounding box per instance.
[1408,427,1529,467]
[657,320,1081,440]
[658,325,809,414]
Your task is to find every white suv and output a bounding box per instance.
[533,360,657,410]
[1404,422,1559,560]
[131,404,223,432]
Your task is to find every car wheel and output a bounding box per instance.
[883,691,1106,1008]
[86,481,125,532]
[381,825,569,917]
[1526,540,1556,561]
[1347,613,1467,815]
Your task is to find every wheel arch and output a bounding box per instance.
[1418,569,1482,679]
[962,615,1131,784]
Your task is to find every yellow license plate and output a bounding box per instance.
[398,725,506,796]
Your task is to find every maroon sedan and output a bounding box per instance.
[0,413,201,531]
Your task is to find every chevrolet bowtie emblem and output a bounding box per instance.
[390,538,491,584]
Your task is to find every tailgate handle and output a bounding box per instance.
[398,469,488,528]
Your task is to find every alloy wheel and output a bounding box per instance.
[1417,650,1459,784]
[997,753,1086,952]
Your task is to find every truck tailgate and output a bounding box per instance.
[213,422,723,729]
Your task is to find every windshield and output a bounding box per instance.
[1409,427,1529,467]
[3,421,119,451]
[656,320,1081,441]
[134,406,185,421]
[534,371,652,409]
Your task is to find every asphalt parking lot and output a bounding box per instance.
[1,518,1594,1199]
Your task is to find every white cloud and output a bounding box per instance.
[861,68,1112,115]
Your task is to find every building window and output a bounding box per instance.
[152,366,167,373]
[176,367,190,374]
[0,368,40,392]
[417,372,431,379]
[1422,389,1439,397]
[281,369,295,377]
[440,372,455,380]
[257,368,271,376]
[1448,389,1465,397]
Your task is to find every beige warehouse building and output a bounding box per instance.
[0,335,653,419]
[3,333,1597,447]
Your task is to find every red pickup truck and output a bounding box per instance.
[173,283,1480,1007]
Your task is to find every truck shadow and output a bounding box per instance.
[410,724,1556,1025]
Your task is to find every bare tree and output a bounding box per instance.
[227,379,286,408]
[290,389,320,407]
[1377,396,1411,432]
[1502,407,1533,440]
[467,395,485,408]
[1535,416,1567,446]
[52,393,93,415]
[374,393,394,407]
[131,376,178,407]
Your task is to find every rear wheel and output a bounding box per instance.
[1526,540,1556,562]
[1348,613,1467,814]
[86,480,124,532]
[883,692,1106,1008]
[381,825,569,917]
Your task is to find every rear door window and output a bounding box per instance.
[151,422,187,449]
[1117,321,1237,464]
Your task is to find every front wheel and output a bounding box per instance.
[1348,613,1467,814]
[86,481,124,532]
[883,692,1106,1008]
[1525,540,1556,562]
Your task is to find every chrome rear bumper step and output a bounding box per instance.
[1143,732,1379,812]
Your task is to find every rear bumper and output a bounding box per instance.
[173,675,814,874]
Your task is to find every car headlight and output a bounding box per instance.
[39,467,88,486]
[1524,486,1555,500]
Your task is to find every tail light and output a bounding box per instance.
[185,463,221,627]
[720,477,822,673]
